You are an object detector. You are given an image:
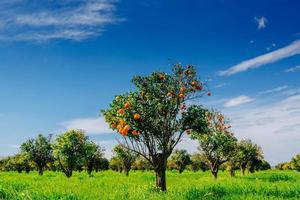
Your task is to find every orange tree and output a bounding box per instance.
[102,64,210,191]
[185,107,237,179]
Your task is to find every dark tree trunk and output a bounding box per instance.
[212,170,218,179]
[125,169,129,176]
[210,164,219,179]
[154,154,167,192]
[155,167,166,191]
[230,168,235,177]
[65,169,73,178]
[241,167,246,176]
[38,168,43,175]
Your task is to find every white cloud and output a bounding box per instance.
[255,16,268,30]
[62,117,114,134]
[224,95,255,107]
[225,95,300,165]
[259,85,289,95]
[285,65,300,73]
[0,0,122,42]
[219,40,300,76]
[214,83,227,89]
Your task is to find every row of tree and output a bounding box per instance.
[0,64,271,192]
[0,130,109,176]
[275,154,300,171]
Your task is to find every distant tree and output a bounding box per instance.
[291,154,300,171]
[255,160,271,171]
[227,142,239,177]
[53,129,88,177]
[187,108,237,179]
[113,144,137,176]
[21,134,53,175]
[102,64,209,191]
[1,154,34,173]
[109,156,123,172]
[132,156,152,171]
[188,153,209,172]
[236,139,263,175]
[170,149,191,173]
[94,157,109,172]
[84,141,104,175]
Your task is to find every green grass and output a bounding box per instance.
[0,170,299,199]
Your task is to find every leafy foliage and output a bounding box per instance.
[236,139,264,175]
[102,63,209,191]
[113,144,137,176]
[21,134,53,175]
[169,149,191,173]
[53,129,89,177]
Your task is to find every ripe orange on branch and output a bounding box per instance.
[118,109,125,115]
[178,93,185,98]
[132,130,140,136]
[134,114,141,120]
[180,87,186,93]
[124,102,131,109]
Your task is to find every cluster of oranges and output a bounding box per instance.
[114,102,142,136]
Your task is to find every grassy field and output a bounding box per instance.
[0,170,299,200]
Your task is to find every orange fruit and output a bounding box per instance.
[191,81,197,86]
[111,123,117,129]
[118,109,125,115]
[167,92,173,97]
[180,87,186,93]
[178,93,185,98]
[134,114,141,120]
[124,102,131,109]
[124,125,131,131]
[132,130,140,136]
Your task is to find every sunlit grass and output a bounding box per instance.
[0,170,299,199]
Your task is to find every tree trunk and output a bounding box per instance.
[154,154,167,192]
[212,170,218,179]
[210,163,219,179]
[155,167,166,191]
[241,167,246,176]
[38,168,43,175]
[230,168,235,177]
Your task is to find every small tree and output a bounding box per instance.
[291,154,300,171]
[102,64,209,191]
[53,129,88,177]
[84,141,104,175]
[236,139,263,175]
[21,134,53,175]
[132,156,153,171]
[170,149,191,173]
[109,156,123,172]
[113,144,137,176]
[187,107,237,179]
[94,157,109,172]
[189,153,209,172]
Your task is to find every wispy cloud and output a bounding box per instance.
[219,40,300,76]
[224,95,255,107]
[0,0,122,42]
[62,117,113,134]
[259,85,289,95]
[214,83,227,89]
[225,94,300,164]
[285,65,300,73]
[255,16,268,30]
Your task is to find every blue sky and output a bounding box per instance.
[0,0,300,165]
